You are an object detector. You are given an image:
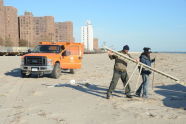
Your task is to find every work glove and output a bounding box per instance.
[151,58,155,62]
[146,70,152,75]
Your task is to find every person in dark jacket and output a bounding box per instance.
[136,47,155,98]
[106,45,133,99]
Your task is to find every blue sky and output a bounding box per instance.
[4,0,186,51]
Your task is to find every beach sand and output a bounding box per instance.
[0,53,186,124]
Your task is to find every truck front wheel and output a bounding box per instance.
[51,63,61,79]
[70,69,74,74]
[21,70,30,78]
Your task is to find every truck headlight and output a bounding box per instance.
[47,59,52,66]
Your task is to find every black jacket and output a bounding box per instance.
[140,53,155,75]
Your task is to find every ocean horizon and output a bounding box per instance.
[154,51,186,54]
[129,51,186,54]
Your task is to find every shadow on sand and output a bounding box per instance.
[4,68,22,77]
[4,68,42,78]
[155,84,186,110]
[5,68,126,99]
[42,83,125,99]
[4,68,49,78]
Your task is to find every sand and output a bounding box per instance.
[0,53,186,124]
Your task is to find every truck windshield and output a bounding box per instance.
[32,45,61,53]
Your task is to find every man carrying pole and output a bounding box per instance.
[135,47,155,98]
[106,45,133,99]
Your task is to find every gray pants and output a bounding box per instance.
[108,70,131,94]
[136,74,149,97]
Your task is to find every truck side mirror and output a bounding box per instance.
[61,45,65,50]
[62,51,71,56]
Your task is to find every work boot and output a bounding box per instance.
[135,92,140,97]
[126,93,132,98]
[142,95,148,99]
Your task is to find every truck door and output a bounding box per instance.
[61,45,83,69]
[68,45,82,69]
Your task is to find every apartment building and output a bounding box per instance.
[4,6,19,46]
[0,0,19,46]
[93,38,99,50]
[0,0,5,46]
[81,21,94,51]
[19,12,56,47]
[18,12,34,47]
[55,21,74,42]
[0,0,74,47]
[33,16,55,43]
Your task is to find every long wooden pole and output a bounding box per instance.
[124,63,139,89]
[152,56,156,90]
[135,65,143,91]
[104,46,185,86]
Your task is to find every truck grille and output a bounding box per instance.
[24,56,47,66]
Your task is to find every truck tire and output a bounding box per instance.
[51,63,61,79]
[21,70,30,78]
[70,69,74,74]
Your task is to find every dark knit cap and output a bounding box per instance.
[143,47,152,53]
[123,45,129,50]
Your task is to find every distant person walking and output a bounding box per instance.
[136,47,155,98]
[107,45,133,99]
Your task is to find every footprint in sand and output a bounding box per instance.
[31,91,43,96]
[0,94,7,97]
[38,110,47,117]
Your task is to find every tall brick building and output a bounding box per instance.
[0,0,75,47]
[93,38,99,50]
[33,16,55,43]
[18,12,34,47]
[0,0,19,46]
[4,6,19,46]
[19,12,74,47]
[55,21,74,42]
[19,12,56,47]
[0,0,5,46]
